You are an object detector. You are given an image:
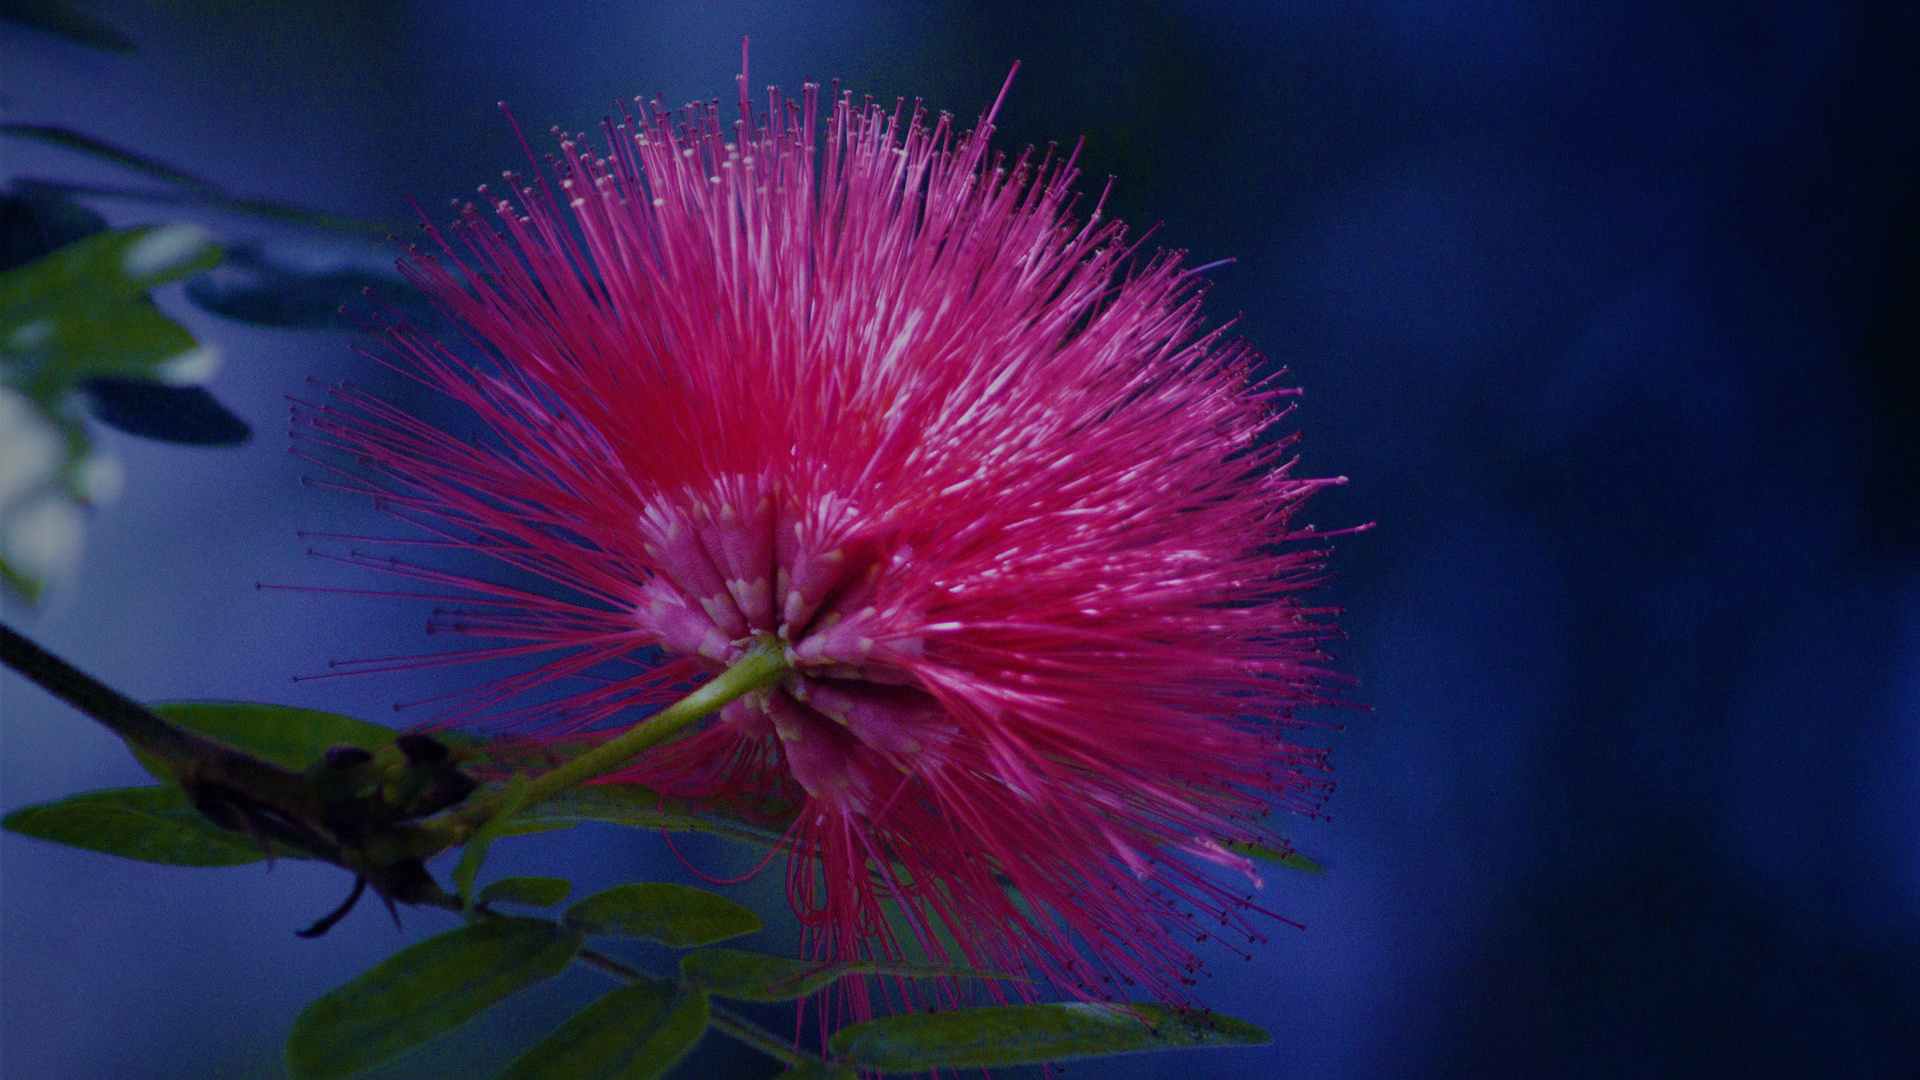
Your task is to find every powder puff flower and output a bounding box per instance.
[304,64,1347,1006]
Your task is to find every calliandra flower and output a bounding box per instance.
[300,64,1349,1008]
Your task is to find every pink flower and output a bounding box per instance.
[305,64,1347,1006]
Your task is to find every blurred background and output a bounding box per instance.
[4,1,1918,1076]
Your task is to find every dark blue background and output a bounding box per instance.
[4,2,1917,1077]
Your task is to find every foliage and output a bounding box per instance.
[286,918,584,1080]
[830,1002,1272,1072]
[2,785,298,866]
[0,0,135,53]
[0,677,1311,1078]
[0,217,237,599]
[0,116,412,604]
[492,978,708,1080]
[561,883,761,948]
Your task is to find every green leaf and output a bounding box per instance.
[133,701,397,780]
[1224,839,1326,875]
[0,0,137,53]
[562,883,760,947]
[0,555,48,605]
[478,876,572,909]
[0,127,400,239]
[1,183,107,271]
[0,125,219,191]
[6,176,397,239]
[15,294,195,382]
[8,223,220,294]
[777,1066,858,1080]
[286,918,582,1080]
[513,783,791,850]
[829,1003,1271,1072]
[185,240,437,331]
[492,977,709,1080]
[1,225,223,397]
[680,948,1018,1003]
[84,378,250,446]
[1,785,284,866]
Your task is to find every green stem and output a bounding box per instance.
[570,943,828,1071]
[570,945,647,982]
[0,623,337,858]
[514,638,790,810]
[411,639,792,852]
[707,1004,827,1071]
[440,893,829,1070]
[1,623,230,772]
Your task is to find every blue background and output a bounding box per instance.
[4,1,1918,1077]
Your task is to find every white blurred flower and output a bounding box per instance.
[121,223,214,279]
[156,344,222,386]
[1,494,84,586]
[74,454,123,506]
[0,386,93,599]
[0,387,63,507]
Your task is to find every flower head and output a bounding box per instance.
[307,65,1346,1006]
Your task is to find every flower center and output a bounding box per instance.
[633,477,948,811]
